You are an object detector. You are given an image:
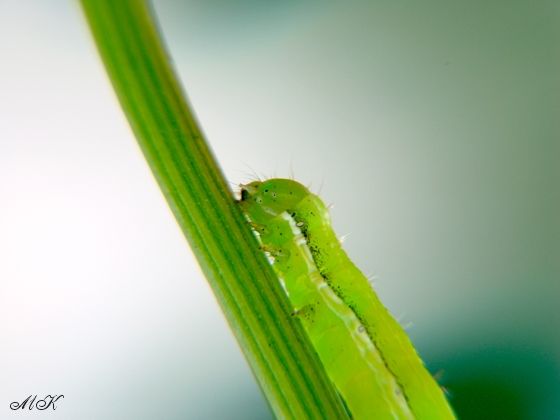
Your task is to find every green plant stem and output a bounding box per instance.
[80,1,349,418]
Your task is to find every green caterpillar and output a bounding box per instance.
[239,178,455,419]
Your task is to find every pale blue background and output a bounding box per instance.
[0,1,558,419]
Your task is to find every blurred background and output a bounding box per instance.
[0,0,558,418]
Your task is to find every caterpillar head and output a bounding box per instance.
[240,178,309,219]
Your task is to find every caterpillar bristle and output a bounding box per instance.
[240,162,262,182]
[338,233,350,244]
[440,386,452,398]
[402,322,414,331]
[433,369,445,383]
[288,162,295,180]
[367,274,378,286]
[317,177,325,195]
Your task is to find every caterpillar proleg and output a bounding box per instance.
[239,179,455,419]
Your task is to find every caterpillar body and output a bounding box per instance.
[239,179,455,419]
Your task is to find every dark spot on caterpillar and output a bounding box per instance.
[292,304,316,323]
[240,189,249,200]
